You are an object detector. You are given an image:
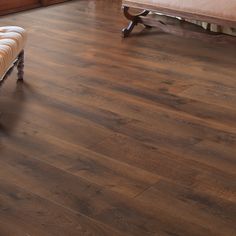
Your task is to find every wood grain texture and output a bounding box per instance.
[0,0,235,235]
[0,0,71,16]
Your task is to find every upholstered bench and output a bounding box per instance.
[0,26,27,84]
[122,0,236,39]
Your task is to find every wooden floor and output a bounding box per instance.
[0,0,236,235]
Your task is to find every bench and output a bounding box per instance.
[122,0,236,40]
[0,26,27,85]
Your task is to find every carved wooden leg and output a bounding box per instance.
[122,21,138,38]
[122,6,150,38]
[17,50,24,81]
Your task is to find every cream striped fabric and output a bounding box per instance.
[0,26,27,78]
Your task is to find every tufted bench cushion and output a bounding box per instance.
[0,26,27,80]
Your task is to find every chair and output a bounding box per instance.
[122,0,236,39]
[0,26,27,84]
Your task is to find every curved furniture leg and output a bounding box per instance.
[122,21,137,38]
[122,6,150,38]
[17,50,24,81]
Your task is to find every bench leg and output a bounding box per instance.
[122,20,138,38]
[17,50,24,81]
[122,6,150,38]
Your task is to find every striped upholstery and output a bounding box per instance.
[0,26,27,78]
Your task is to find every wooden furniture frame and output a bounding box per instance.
[0,50,24,86]
[0,0,70,16]
[122,1,236,40]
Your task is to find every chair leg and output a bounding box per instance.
[122,6,150,38]
[17,50,24,81]
[122,21,138,38]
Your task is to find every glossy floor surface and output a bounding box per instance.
[0,0,236,235]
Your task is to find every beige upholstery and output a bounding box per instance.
[123,0,236,22]
[189,20,236,36]
[0,26,27,78]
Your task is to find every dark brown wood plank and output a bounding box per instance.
[0,0,235,235]
[0,147,227,236]
[0,177,124,236]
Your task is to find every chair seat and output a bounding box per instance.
[0,26,27,78]
[123,0,236,23]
